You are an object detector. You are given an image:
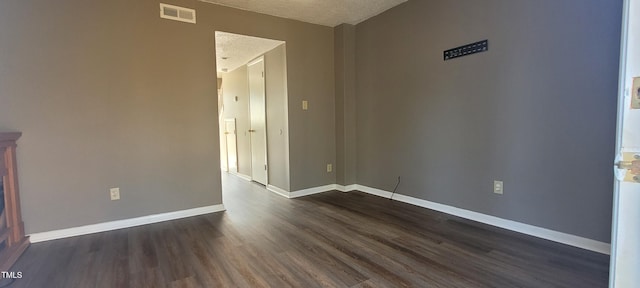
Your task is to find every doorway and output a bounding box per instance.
[215,31,290,192]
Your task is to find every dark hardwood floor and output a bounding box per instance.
[6,174,609,287]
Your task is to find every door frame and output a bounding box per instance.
[609,0,634,286]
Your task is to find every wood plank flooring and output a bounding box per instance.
[5,174,609,287]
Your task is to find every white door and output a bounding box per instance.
[610,0,640,286]
[225,119,238,173]
[248,57,268,185]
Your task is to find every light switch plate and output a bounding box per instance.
[632,77,640,109]
[493,181,503,195]
[302,100,309,110]
[327,164,333,172]
[110,188,120,200]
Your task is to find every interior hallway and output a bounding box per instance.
[7,174,609,287]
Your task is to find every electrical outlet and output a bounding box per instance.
[110,187,120,200]
[302,100,309,110]
[327,164,333,172]
[493,181,504,195]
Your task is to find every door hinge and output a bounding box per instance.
[615,152,640,183]
[265,164,267,170]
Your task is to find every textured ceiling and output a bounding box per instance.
[200,0,408,27]
[215,31,285,74]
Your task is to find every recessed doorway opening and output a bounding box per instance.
[215,31,290,193]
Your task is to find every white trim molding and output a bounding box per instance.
[267,184,340,199]
[290,184,338,198]
[335,184,357,193]
[232,172,252,182]
[267,184,291,198]
[29,204,226,243]
[29,180,610,255]
[352,184,611,255]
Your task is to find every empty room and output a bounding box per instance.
[0,0,638,287]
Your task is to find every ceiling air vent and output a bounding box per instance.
[160,3,196,24]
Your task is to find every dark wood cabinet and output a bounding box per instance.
[0,132,29,271]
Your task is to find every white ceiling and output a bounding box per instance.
[215,31,285,74]
[200,0,408,27]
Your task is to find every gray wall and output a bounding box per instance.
[354,0,622,242]
[0,0,221,234]
[334,24,357,186]
[0,0,335,233]
[265,44,291,191]
[221,66,251,176]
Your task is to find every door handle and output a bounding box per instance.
[248,130,256,133]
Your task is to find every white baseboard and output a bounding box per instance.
[29,204,226,243]
[231,172,252,182]
[267,184,339,199]
[352,184,611,255]
[34,180,609,254]
[267,184,291,198]
[290,184,338,198]
[335,184,357,192]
